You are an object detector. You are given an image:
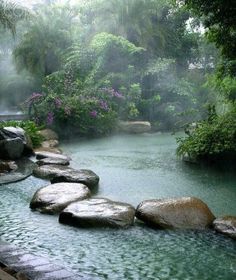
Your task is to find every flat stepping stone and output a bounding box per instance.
[36,157,70,166]
[30,182,91,214]
[0,241,78,279]
[33,165,99,188]
[35,151,70,160]
[135,197,215,229]
[59,198,135,228]
[213,216,236,239]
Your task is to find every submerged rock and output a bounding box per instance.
[30,183,91,214]
[213,216,236,239]
[33,164,99,188]
[135,197,215,229]
[36,157,70,166]
[118,121,151,134]
[59,198,135,228]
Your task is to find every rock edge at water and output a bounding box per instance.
[213,216,236,239]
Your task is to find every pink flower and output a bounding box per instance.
[54,98,62,108]
[46,112,54,125]
[99,100,109,111]
[90,110,98,118]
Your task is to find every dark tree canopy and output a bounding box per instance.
[184,0,236,76]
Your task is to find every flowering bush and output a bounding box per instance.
[25,89,119,137]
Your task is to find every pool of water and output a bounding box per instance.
[0,133,236,279]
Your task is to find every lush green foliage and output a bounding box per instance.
[184,0,236,101]
[0,0,28,35]
[177,108,236,160]
[13,5,76,80]
[0,120,43,147]
[0,0,220,137]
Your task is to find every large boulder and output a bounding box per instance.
[213,216,236,239]
[38,129,58,140]
[59,198,135,228]
[0,127,33,159]
[33,164,99,188]
[118,121,151,134]
[0,138,24,160]
[30,183,91,214]
[135,197,215,229]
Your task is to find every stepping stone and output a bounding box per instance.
[135,197,215,229]
[36,157,70,166]
[33,165,99,188]
[35,151,70,160]
[59,198,135,228]
[30,183,91,214]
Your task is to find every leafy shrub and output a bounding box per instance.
[0,120,43,148]
[176,108,236,160]
[25,89,120,137]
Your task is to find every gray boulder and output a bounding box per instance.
[118,121,151,134]
[30,183,91,214]
[135,197,215,229]
[0,138,24,160]
[0,127,33,159]
[213,216,236,239]
[59,198,135,228]
[33,164,99,188]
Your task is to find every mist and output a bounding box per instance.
[0,0,219,134]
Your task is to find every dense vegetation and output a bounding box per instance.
[0,0,235,162]
[0,0,217,137]
[177,0,236,161]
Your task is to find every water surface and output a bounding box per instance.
[0,133,236,279]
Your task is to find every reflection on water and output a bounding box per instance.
[0,133,236,279]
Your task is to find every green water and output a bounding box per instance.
[0,133,236,279]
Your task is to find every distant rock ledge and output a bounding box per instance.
[118,121,151,134]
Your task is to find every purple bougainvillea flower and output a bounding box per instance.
[90,110,98,118]
[46,112,54,125]
[54,98,62,108]
[102,88,125,99]
[26,92,44,104]
[99,100,109,111]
